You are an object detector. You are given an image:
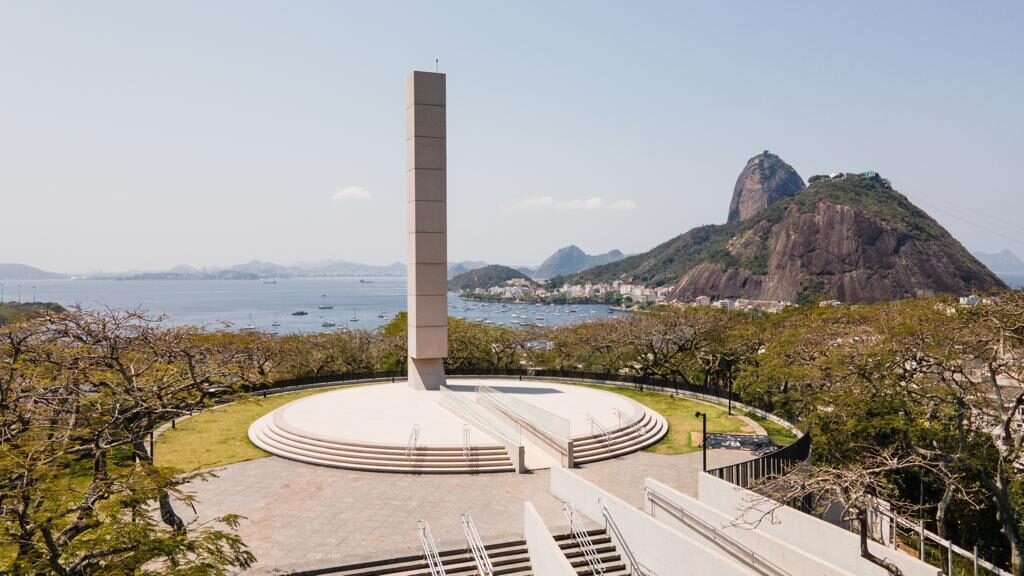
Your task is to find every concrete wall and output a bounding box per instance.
[697,473,941,576]
[550,467,754,576]
[644,478,857,576]
[523,502,576,576]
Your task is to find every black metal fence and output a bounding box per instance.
[707,431,812,488]
[250,367,737,401]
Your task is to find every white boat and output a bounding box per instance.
[240,315,258,332]
[321,320,336,328]
[350,309,359,322]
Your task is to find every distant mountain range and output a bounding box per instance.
[973,250,1024,273]
[447,246,626,281]
[111,260,407,280]
[0,263,66,280]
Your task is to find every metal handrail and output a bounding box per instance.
[599,498,654,576]
[587,414,614,445]
[406,424,420,458]
[611,408,642,440]
[563,502,605,576]
[416,520,447,576]
[462,425,471,461]
[461,513,494,576]
[644,488,789,576]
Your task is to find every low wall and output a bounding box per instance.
[697,473,941,576]
[644,478,857,576]
[523,502,575,576]
[550,467,751,576]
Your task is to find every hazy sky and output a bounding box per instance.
[2,1,1022,273]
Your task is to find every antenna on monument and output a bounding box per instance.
[435,58,439,72]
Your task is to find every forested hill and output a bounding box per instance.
[565,173,1004,303]
[448,264,535,292]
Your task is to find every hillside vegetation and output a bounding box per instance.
[448,264,535,292]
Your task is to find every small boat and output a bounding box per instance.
[262,279,278,284]
[535,316,544,321]
[377,309,386,319]
[271,320,281,327]
[291,310,308,316]
[240,315,258,332]
[321,320,336,328]
[360,279,374,284]
[318,304,334,310]
[350,309,359,322]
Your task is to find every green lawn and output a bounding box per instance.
[155,381,795,471]
[580,384,751,455]
[743,411,799,445]
[155,388,337,471]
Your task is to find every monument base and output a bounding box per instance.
[408,357,446,391]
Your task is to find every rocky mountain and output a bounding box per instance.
[0,263,66,280]
[448,265,535,292]
[532,245,626,279]
[727,151,805,224]
[973,249,1024,273]
[448,261,489,278]
[570,166,1005,303]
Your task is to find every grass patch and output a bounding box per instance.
[155,387,341,471]
[580,384,748,455]
[743,411,799,446]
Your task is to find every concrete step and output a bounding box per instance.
[251,427,515,473]
[261,425,511,463]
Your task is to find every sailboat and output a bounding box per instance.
[350,309,359,322]
[377,309,386,319]
[239,315,258,333]
[318,294,333,310]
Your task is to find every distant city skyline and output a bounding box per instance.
[1,1,1022,273]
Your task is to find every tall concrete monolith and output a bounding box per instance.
[406,71,447,390]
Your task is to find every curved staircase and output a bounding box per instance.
[248,411,516,474]
[572,407,668,465]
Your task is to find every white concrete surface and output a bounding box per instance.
[407,70,448,390]
[644,478,858,576]
[551,467,756,576]
[697,473,942,576]
[272,379,647,448]
[524,502,576,576]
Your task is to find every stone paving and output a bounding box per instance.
[181,448,751,574]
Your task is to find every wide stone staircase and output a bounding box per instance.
[572,408,667,465]
[294,529,629,576]
[248,411,516,473]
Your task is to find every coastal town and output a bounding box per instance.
[462,278,798,312]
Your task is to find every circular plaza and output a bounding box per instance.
[248,378,668,473]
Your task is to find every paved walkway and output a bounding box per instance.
[180,449,751,574]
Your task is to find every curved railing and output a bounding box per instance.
[706,432,811,489]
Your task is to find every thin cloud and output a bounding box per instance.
[333,186,371,201]
[500,196,636,212]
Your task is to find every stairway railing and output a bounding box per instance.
[587,414,614,446]
[563,502,605,576]
[611,408,642,440]
[416,520,447,576]
[599,498,654,576]
[406,424,420,458]
[644,487,789,576]
[461,513,494,576]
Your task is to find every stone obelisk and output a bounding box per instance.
[406,71,447,391]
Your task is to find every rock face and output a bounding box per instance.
[727,151,806,224]
[670,174,1005,302]
[533,246,625,279]
[572,170,1006,303]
